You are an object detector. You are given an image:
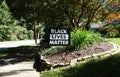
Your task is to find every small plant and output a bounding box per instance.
[115,24,120,33]
[41,46,67,55]
[69,30,103,50]
[106,28,119,37]
[99,24,120,38]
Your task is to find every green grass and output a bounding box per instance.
[107,38,120,45]
[42,53,120,77]
[41,38,120,77]
[0,53,8,57]
[41,53,120,77]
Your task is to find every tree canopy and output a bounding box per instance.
[38,0,103,30]
[4,0,120,30]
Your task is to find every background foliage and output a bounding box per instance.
[99,24,120,37]
[0,0,17,26]
[0,26,33,41]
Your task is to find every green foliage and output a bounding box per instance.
[114,24,120,32]
[28,30,34,39]
[0,0,17,26]
[107,38,120,46]
[41,46,67,55]
[0,53,8,57]
[16,27,29,40]
[99,24,120,38]
[69,30,103,50]
[0,26,33,41]
[37,23,45,38]
[106,28,119,38]
[0,26,16,41]
[5,0,104,30]
[38,0,103,29]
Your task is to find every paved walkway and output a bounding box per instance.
[0,61,39,77]
[0,40,38,48]
[0,40,40,77]
[0,40,40,51]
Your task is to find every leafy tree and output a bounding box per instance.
[6,0,41,43]
[6,0,104,30]
[98,0,120,23]
[0,0,17,26]
[105,0,120,23]
[38,0,104,30]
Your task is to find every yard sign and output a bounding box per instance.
[46,28,70,46]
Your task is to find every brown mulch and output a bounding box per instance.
[43,42,114,65]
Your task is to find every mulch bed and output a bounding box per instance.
[43,42,114,65]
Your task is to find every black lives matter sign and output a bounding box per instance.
[47,28,70,46]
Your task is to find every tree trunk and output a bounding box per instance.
[33,11,37,44]
[85,21,91,31]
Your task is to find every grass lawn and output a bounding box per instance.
[41,38,120,77]
[107,38,120,45]
[0,53,8,57]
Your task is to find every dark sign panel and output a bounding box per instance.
[46,28,70,46]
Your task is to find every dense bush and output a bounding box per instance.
[99,24,120,38]
[69,30,103,50]
[0,26,33,41]
[106,28,119,37]
[114,24,120,32]
[28,30,34,39]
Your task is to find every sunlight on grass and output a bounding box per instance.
[41,38,120,77]
[0,53,8,57]
[41,52,120,77]
[106,38,120,45]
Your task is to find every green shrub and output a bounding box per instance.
[115,24,120,32]
[28,30,34,39]
[0,26,34,41]
[16,26,29,40]
[0,26,15,41]
[106,28,119,38]
[41,46,67,55]
[69,30,103,50]
[99,25,114,35]
[99,24,120,38]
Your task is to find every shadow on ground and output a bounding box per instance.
[0,46,40,66]
[60,54,120,77]
[42,52,120,77]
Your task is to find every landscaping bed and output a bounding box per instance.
[42,42,113,65]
